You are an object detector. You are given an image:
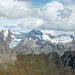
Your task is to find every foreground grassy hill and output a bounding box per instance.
[0,52,74,75]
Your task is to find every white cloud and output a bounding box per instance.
[55,0,75,4]
[58,8,72,18]
[0,0,75,32]
[18,17,45,29]
[37,1,63,20]
[16,1,75,31]
[0,0,33,19]
[36,1,75,31]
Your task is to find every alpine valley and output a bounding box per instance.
[0,29,74,75]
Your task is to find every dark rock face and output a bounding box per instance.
[61,51,75,70]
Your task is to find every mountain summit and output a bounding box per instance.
[8,29,74,56]
[0,29,74,56]
[25,29,43,40]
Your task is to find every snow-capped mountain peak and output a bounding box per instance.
[3,30,9,39]
[24,29,43,40]
[30,29,43,35]
[0,29,73,49]
[0,29,74,56]
[0,30,14,43]
[28,29,43,37]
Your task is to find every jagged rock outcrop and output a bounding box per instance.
[0,30,13,47]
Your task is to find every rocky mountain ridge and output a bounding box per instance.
[0,29,75,56]
[12,29,75,56]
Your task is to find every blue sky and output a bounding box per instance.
[31,0,75,7]
[32,0,52,7]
